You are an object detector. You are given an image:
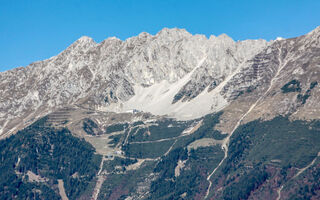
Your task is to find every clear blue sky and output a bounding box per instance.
[1,0,320,71]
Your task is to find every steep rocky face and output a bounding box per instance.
[1,26,320,138]
[0,28,268,137]
[216,26,320,132]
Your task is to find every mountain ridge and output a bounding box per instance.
[0,27,319,138]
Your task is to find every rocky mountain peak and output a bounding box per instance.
[303,26,320,46]
[77,35,95,43]
[72,36,96,49]
[98,37,123,51]
[216,33,234,42]
[155,27,192,41]
[307,25,320,35]
[57,36,97,60]
[136,32,152,39]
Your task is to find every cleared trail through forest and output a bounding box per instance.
[277,152,319,200]
[58,179,69,200]
[92,156,107,200]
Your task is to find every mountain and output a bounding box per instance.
[0,28,268,138]
[0,26,320,200]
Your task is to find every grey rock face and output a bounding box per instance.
[218,26,320,125]
[1,26,320,137]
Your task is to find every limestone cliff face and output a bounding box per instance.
[1,26,320,138]
[220,26,320,124]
